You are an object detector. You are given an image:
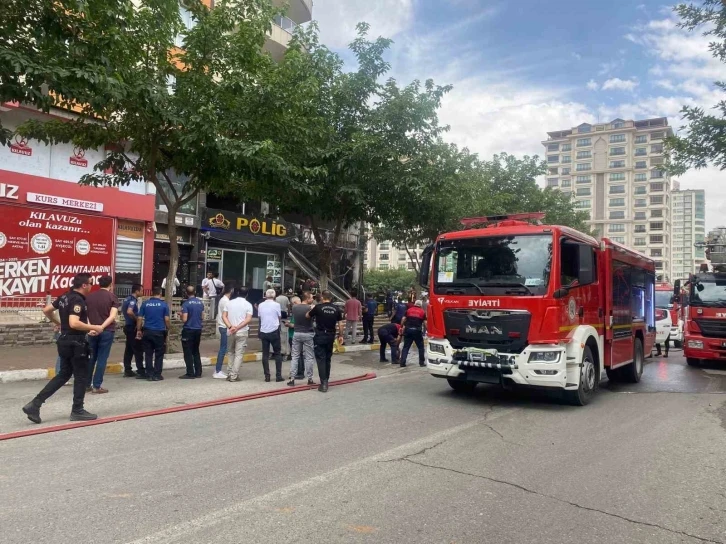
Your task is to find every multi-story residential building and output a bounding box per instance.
[671,184,706,280]
[542,117,674,281]
[365,237,424,271]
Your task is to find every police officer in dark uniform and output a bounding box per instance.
[306,290,344,393]
[23,273,104,424]
[121,283,146,378]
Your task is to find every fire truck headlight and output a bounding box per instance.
[687,340,704,349]
[429,343,446,355]
[528,351,561,363]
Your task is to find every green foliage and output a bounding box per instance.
[240,23,452,286]
[363,268,417,295]
[665,1,726,173]
[374,152,591,273]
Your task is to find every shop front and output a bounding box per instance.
[201,208,291,304]
[0,169,155,297]
[152,224,194,289]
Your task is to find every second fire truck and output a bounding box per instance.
[420,213,656,406]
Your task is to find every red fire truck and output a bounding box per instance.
[679,271,726,366]
[420,213,656,405]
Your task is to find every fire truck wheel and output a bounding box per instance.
[686,357,700,367]
[447,379,477,393]
[564,345,597,406]
[621,338,644,383]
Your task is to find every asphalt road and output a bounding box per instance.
[1,349,726,544]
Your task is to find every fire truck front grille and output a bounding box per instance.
[696,319,726,338]
[444,310,530,353]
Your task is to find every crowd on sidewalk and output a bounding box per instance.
[21,273,428,425]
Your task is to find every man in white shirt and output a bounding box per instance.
[222,286,254,382]
[161,276,180,296]
[258,289,283,382]
[214,284,234,379]
[202,272,217,299]
[276,289,291,359]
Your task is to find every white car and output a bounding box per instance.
[669,318,684,348]
[655,308,671,346]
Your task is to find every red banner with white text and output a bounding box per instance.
[0,203,115,297]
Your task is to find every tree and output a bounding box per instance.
[374,152,590,274]
[665,1,726,173]
[362,268,417,295]
[13,0,288,305]
[243,23,451,289]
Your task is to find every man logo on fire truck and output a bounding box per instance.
[420,213,656,406]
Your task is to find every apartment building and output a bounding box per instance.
[365,237,424,271]
[671,184,706,280]
[265,0,313,60]
[542,117,674,281]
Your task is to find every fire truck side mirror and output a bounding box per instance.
[673,279,681,295]
[419,245,434,288]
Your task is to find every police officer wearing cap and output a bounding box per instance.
[23,273,104,424]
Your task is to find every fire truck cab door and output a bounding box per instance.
[609,261,636,367]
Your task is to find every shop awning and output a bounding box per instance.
[204,229,290,248]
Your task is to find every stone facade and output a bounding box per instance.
[0,320,217,347]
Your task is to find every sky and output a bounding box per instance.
[310,0,726,230]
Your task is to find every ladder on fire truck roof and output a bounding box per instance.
[460,212,546,229]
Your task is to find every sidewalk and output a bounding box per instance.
[0,350,421,434]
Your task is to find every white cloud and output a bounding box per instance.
[586,79,599,91]
[311,0,414,49]
[601,77,639,91]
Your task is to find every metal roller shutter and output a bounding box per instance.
[116,239,143,274]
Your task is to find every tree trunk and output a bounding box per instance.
[318,247,332,291]
[166,213,180,309]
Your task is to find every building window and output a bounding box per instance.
[576,150,591,159]
[634,211,646,220]
[634,237,646,246]
[609,224,625,233]
[548,167,559,175]
[650,195,664,205]
[650,182,664,192]
[610,147,626,156]
[650,235,664,244]
[562,167,571,175]
[610,160,625,168]
[574,200,591,209]
[378,243,389,250]
[609,134,626,143]
[651,169,664,179]
[635,135,647,144]
[379,264,389,270]
[635,225,646,233]
[560,180,571,189]
[576,187,591,196]
[576,175,591,184]
[609,185,625,194]
[547,155,559,163]
[398,253,406,260]
[577,138,591,147]
[634,186,646,195]
[651,144,663,154]
[650,222,663,231]
[379,253,389,261]
[654,261,663,270]
[635,173,647,182]
[562,143,572,151]
[635,147,647,156]
[611,236,625,243]
[576,162,591,171]
[609,173,625,181]
[547,178,558,187]
[635,198,647,207]
[609,198,625,207]
[609,211,625,219]
[547,143,560,151]
[578,124,592,134]
[651,209,663,218]
[562,155,571,163]
[612,120,625,129]
[651,131,664,140]
[651,156,664,165]
[635,161,647,169]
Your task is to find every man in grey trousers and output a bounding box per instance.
[287,290,316,386]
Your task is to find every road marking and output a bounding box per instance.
[123,409,518,544]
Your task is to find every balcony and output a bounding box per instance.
[265,15,299,61]
[271,0,312,24]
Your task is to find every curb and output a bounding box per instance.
[1,372,377,441]
[0,343,386,384]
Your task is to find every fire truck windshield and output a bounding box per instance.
[655,290,672,309]
[434,234,552,295]
[690,277,726,306]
